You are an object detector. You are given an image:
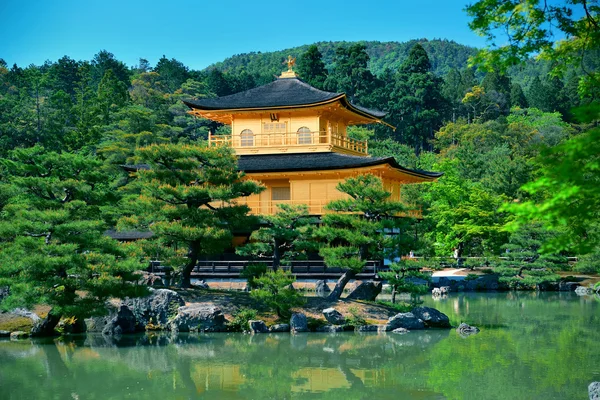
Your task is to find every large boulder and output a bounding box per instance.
[102,305,137,336]
[10,331,28,340]
[316,325,345,333]
[124,288,185,331]
[169,303,225,332]
[270,324,290,333]
[411,306,451,328]
[386,312,425,331]
[590,382,600,400]
[575,286,595,296]
[322,308,345,325]
[315,280,331,297]
[191,280,209,289]
[290,313,308,333]
[456,323,480,337]
[0,286,9,301]
[559,281,579,292]
[248,320,269,334]
[346,281,382,301]
[0,330,11,337]
[135,271,164,287]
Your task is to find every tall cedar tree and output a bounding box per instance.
[122,144,263,287]
[297,45,327,90]
[0,146,147,336]
[236,204,317,271]
[389,44,447,152]
[317,174,409,301]
[324,44,376,103]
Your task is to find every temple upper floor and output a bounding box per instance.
[184,72,390,157]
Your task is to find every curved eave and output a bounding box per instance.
[242,156,442,181]
[183,94,389,125]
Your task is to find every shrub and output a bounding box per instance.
[375,300,412,313]
[307,317,328,331]
[228,308,258,333]
[250,269,305,318]
[465,273,479,281]
[572,252,600,274]
[345,306,367,327]
[240,263,268,290]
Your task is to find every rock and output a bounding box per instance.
[346,281,382,301]
[559,281,579,292]
[386,312,425,331]
[290,313,308,333]
[575,286,594,296]
[10,331,28,340]
[169,303,225,332]
[456,323,480,337]
[85,313,116,333]
[191,280,210,289]
[392,328,409,334]
[411,306,451,328]
[102,305,137,336]
[355,325,378,332]
[135,270,164,287]
[248,320,269,334]
[0,286,9,301]
[432,288,442,296]
[440,286,450,295]
[270,324,290,333]
[316,325,345,333]
[589,382,600,400]
[124,288,185,330]
[0,330,10,337]
[315,280,331,296]
[57,317,87,334]
[322,308,345,325]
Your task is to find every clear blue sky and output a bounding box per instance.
[0,0,487,70]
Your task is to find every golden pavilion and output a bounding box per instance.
[183,58,441,217]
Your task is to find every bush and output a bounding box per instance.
[250,269,305,318]
[228,308,258,333]
[345,306,367,327]
[240,263,268,290]
[375,300,412,313]
[465,273,479,281]
[307,317,328,331]
[572,252,600,274]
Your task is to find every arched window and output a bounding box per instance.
[240,129,254,147]
[297,126,312,144]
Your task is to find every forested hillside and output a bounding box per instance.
[209,39,477,78]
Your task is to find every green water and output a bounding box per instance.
[0,292,598,400]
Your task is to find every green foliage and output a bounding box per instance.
[0,146,147,327]
[379,259,429,304]
[345,306,367,327]
[317,175,412,299]
[119,143,264,287]
[250,269,305,318]
[227,308,258,333]
[236,204,317,270]
[239,263,268,290]
[297,45,327,90]
[375,300,412,313]
[572,251,600,274]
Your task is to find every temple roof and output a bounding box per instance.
[122,153,442,179]
[183,77,386,119]
[237,153,442,179]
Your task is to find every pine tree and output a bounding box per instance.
[316,174,409,301]
[527,76,551,111]
[388,44,448,152]
[235,204,317,271]
[121,143,264,288]
[0,146,147,336]
[510,83,528,108]
[297,45,327,90]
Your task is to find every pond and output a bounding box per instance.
[0,292,598,399]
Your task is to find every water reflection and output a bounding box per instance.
[0,291,598,400]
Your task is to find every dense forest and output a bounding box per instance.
[0,26,599,300]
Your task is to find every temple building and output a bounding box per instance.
[183,57,441,216]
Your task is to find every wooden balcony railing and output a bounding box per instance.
[219,199,422,218]
[208,131,368,155]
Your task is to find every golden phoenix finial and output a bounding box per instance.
[285,55,296,72]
